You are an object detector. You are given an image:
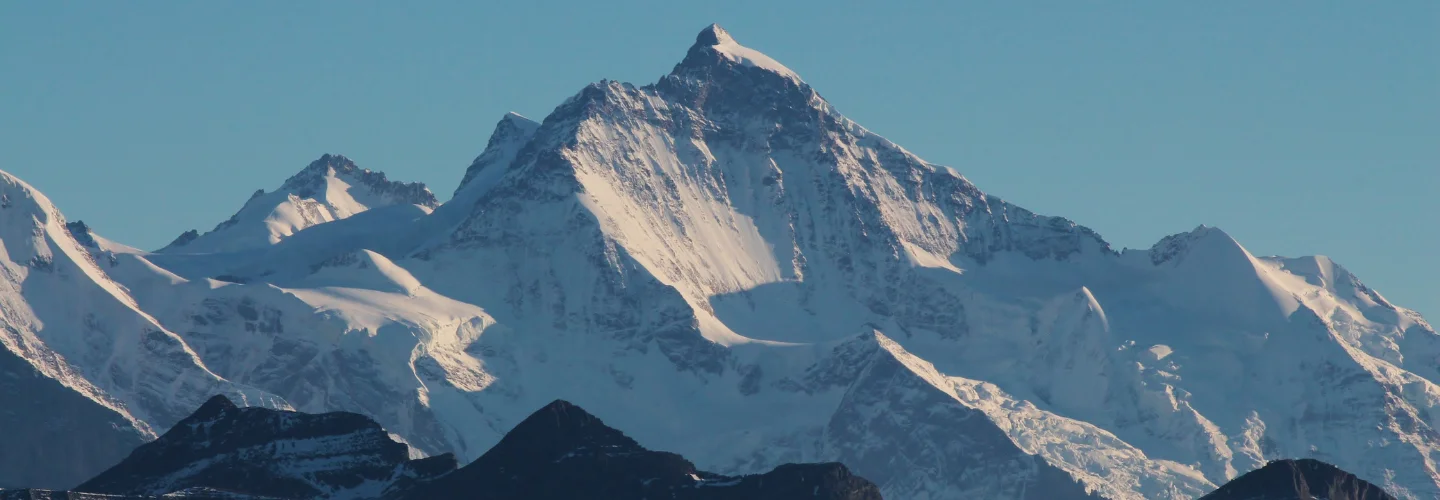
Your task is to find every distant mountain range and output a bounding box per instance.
[0,23,1435,499]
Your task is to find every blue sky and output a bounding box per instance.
[1,2,1435,319]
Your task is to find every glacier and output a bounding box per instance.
[0,23,1435,500]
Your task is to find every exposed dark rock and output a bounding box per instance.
[64,221,99,248]
[163,230,200,250]
[396,399,883,500]
[1201,459,1396,500]
[283,155,437,209]
[10,396,879,500]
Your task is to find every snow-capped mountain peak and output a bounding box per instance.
[281,154,434,204]
[672,23,804,85]
[2,23,1437,500]
[1146,224,1237,266]
[158,154,437,254]
[696,23,734,46]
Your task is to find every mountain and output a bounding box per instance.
[1200,459,1397,500]
[452,112,540,203]
[398,399,882,500]
[2,397,880,500]
[75,395,452,499]
[0,489,272,499]
[157,154,438,255]
[0,172,285,489]
[1,23,1437,499]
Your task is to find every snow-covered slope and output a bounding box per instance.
[2,23,1437,500]
[158,154,437,254]
[0,173,286,488]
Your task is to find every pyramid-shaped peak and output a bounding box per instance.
[673,23,802,83]
[695,23,734,46]
[453,112,543,198]
[538,398,581,412]
[490,112,540,141]
[190,394,239,420]
[525,399,606,429]
[501,111,535,124]
[490,399,641,457]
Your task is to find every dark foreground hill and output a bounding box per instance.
[0,396,881,500]
[1200,458,1397,500]
[395,399,882,500]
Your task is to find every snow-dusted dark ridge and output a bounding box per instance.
[76,395,451,499]
[0,23,1437,499]
[1,397,880,500]
[398,399,883,500]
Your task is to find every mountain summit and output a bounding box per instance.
[1201,459,1398,500]
[674,23,804,84]
[158,154,437,254]
[0,24,1435,499]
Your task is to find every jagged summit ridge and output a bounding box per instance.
[281,154,436,208]
[158,154,437,253]
[190,394,239,419]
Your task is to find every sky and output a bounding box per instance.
[1,2,1435,319]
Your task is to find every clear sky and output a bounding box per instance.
[1,2,1435,319]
